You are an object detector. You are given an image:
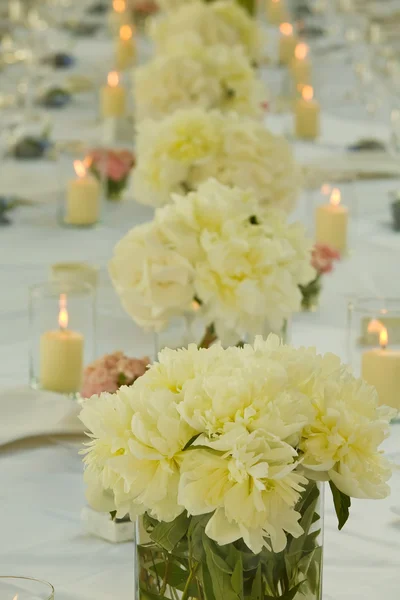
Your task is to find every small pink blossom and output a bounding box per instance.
[81,351,150,398]
[311,243,340,275]
[88,149,135,183]
[133,0,158,15]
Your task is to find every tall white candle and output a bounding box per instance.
[295,84,320,140]
[315,188,348,252]
[291,43,312,86]
[65,160,100,227]
[116,25,136,71]
[101,71,126,119]
[279,23,298,65]
[40,294,84,394]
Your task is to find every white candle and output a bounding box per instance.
[315,188,348,252]
[266,0,288,24]
[279,23,298,65]
[109,0,131,33]
[116,25,136,71]
[295,84,320,140]
[362,327,400,410]
[291,43,312,86]
[101,71,126,119]
[40,294,84,394]
[65,160,100,226]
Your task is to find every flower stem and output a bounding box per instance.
[181,563,199,600]
[198,324,217,349]
[159,554,171,596]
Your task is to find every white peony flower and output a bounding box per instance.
[134,109,302,212]
[108,222,195,331]
[179,426,306,553]
[133,40,267,121]
[150,0,264,63]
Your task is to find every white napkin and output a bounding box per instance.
[0,386,85,447]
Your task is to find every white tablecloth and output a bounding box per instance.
[0,13,400,600]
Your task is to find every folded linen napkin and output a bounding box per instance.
[0,386,85,447]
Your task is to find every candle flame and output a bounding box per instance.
[59,293,68,330]
[272,0,280,3]
[192,300,201,312]
[295,43,308,60]
[280,22,293,36]
[13,595,18,600]
[113,0,126,13]
[302,85,314,101]
[380,327,388,349]
[367,319,385,334]
[108,71,119,87]
[74,160,87,179]
[120,25,133,41]
[330,188,341,207]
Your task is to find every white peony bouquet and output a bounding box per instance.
[133,39,267,121]
[133,108,302,212]
[81,336,393,600]
[150,0,264,63]
[110,179,314,344]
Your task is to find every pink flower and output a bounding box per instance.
[87,149,135,182]
[81,351,150,398]
[133,0,158,15]
[311,243,341,275]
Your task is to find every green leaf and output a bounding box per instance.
[250,564,263,600]
[231,555,244,597]
[143,512,158,533]
[139,587,170,600]
[117,372,128,386]
[149,560,188,588]
[307,546,323,594]
[188,514,210,562]
[204,534,240,600]
[150,512,190,552]
[329,481,351,530]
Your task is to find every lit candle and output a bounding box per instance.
[40,294,84,394]
[291,43,312,86]
[116,25,136,71]
[101,71,126,119]
[266,0,288,25]
[362,326,400,410]
[65,160,100,227]
[109,0,130,32]
[315,188,348,252]
[295,84,320,140]
[279,23,298,65]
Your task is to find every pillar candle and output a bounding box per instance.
[116,25,136,71]
[65,160,100,226]
[291,43,312,86]
[362,327,400,410]
[295,85,320,140]
[40,294,84,394]
[279,23,298,65]
[315,188,348,252]
[266,0,288,24]
[109,0,131,33]
[101,71,126,118]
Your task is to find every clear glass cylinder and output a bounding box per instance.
[58,145,104,228]
[134,482,324,600]
[29,281,96,396]
[347,296,400,414]
[0,576,54,600]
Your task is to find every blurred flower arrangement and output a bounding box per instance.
[150,0,264,63]
[299,243,340,311]
[81,336,393,600]
[88,149,135,201]
[134,108,302,211]
[81,351,149,398]
[109,179,314,345]
[133,39,267,121]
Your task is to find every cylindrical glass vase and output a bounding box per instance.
[29,281,96,396]
[347,296,400,415]
[134,482,324,600]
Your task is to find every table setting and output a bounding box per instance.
[1,0,400,599]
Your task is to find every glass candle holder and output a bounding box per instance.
[347,297,400,415]
[29,281,96,397]
[58,145,103,228]
[0,576,54,599]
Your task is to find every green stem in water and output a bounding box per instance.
[198,324,217,349]
[159,554,171,597]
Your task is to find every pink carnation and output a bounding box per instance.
[311,243,340,275]
[88,149,135,183]
[81,351,150,398]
